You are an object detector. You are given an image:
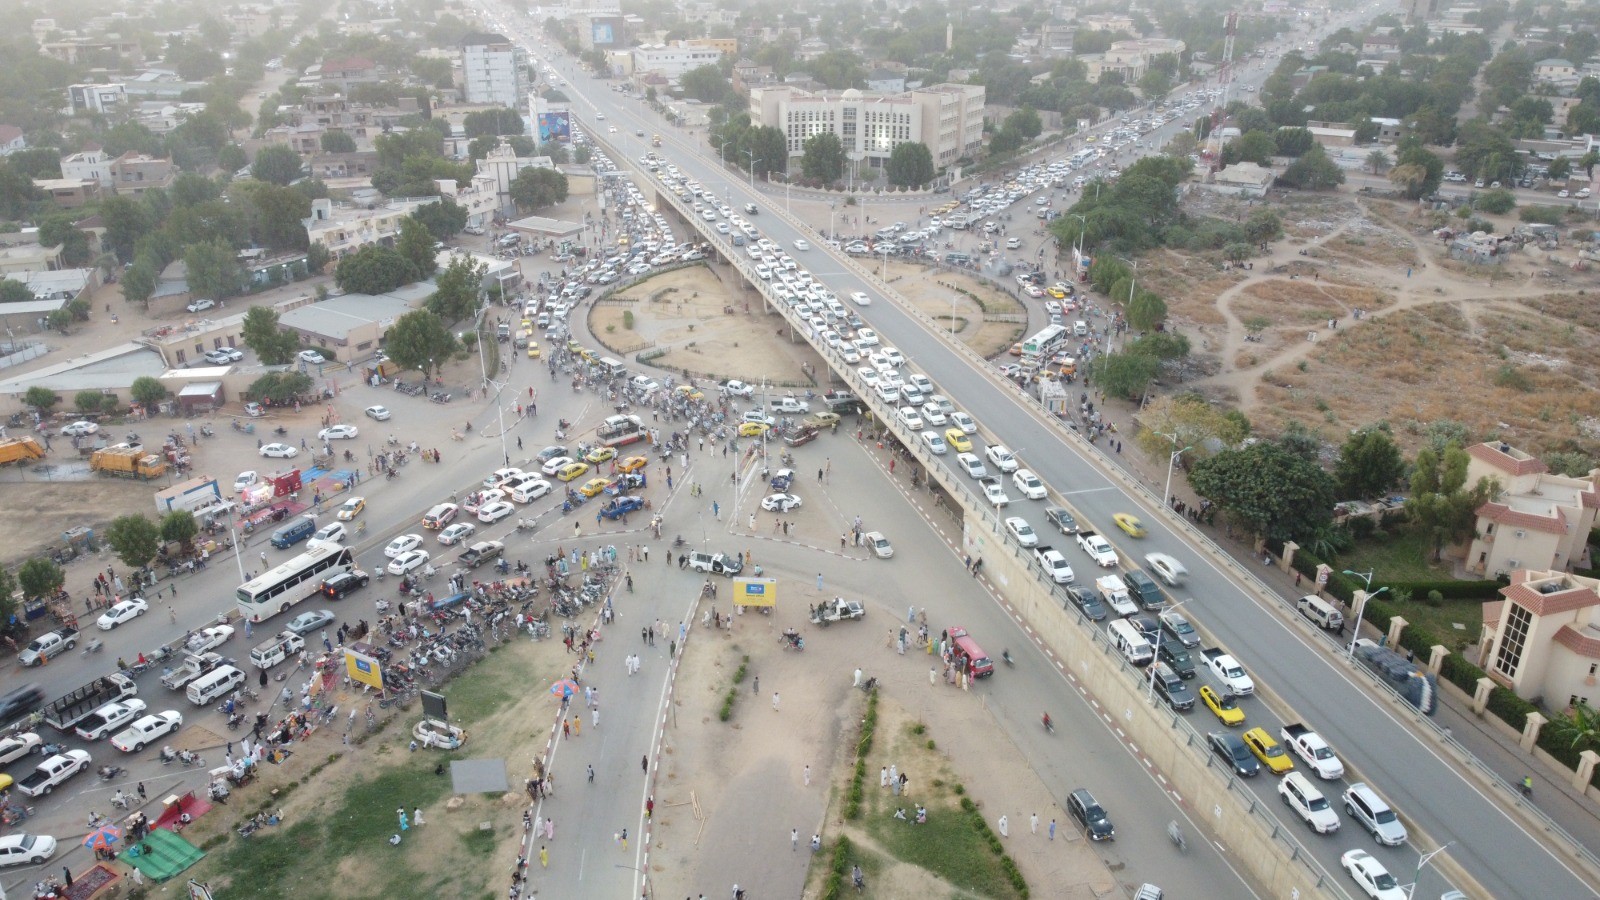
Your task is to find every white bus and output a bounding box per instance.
[236,545,355,623]
[1020,323,1071,370]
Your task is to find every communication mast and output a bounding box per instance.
[1205,11,1240,165]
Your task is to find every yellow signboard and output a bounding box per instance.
[733,576,777,608]
[344,648,385,690]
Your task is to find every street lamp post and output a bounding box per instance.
[1341,569,1389,659]
[1406,842,1455,899]
[742,149,758,187]
[1147,598,1188,703]
[1153,429,1191,509]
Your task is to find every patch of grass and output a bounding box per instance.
[440,654,522,721]
[1379,595,1485,653]
[1334,528,1453,583]
[864,806,1025,899]
[460,826,500,857]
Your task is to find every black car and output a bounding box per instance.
[1065,586,1107,621]
[1129,613,1161,644]
[321,570,371,600]
[1044,506,1079,534]
[1209,731,1261,777]
[0,684,44,723]
[1068,788,1115,841]
[1159,642,1197,678]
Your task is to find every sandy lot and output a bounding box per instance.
[884,261,1030,359]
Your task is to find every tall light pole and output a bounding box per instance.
[1146,597,1188,703]
[1341,569,1389,659]
[472,306,512,467]
[1153,429,1191,509]
[742,149,758,187]
[1405,842,1455,899]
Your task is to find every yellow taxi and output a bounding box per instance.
[738,422,769,437]
[802,412,841,429]
[1046,286,1068,300]
[618,455,648,473]
[1242,728,1294,775]
[335,496,366,521]
[1009,342,1023,356]
[527,340,542,359]
[585,446,617,463]
[1199,685,1245,726]
[578,348,599,364]
[580,477,611,498]
[1113,513,1146,537]
[556,462,590,482]
[945,429,972,453]
[566,339,583,353]
[675,385,705,402]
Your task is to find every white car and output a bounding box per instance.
[387,549,431,575]
[318,424,359,441]
[949,411,977,434]
[882,347,905,366]
[921,431,948,455]
[233,471,259,494]
[1012,469,1047,500]
[721,380,755,397]
[384,534,424,558]
[761,493,803,512]
[1005,516,1039,547]
[483,468,525,490]
[186,298,216,313]
[921,403,947,427]
[202,348,241,365]
[96,597,149,630]
[896,407,924,430]
[855,328,880,346]
[864,532,893,558]
[75,699,148,741]
[849,291,873,306]
[511,479,553,503]
[0,834,58,867]
[364,405,391,421]
[1144,552,1188,586]
[541,456,575,476]
[438,523,477,545]
[794,239,810,251]
[308,522,347,548]
[259,443,298,459]
[60,420,99,437]
[298,350,326,365]
[956,452,987,478]
[985,445,1018,473]
[1340,849,1405,900]
[0,733,40,766]
[857,367,880,388]
[109,710,184,753]
[477,501,516,523]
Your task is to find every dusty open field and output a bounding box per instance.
[884,261,1029,359]
[0,473,162,569]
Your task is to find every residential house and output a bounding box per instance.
[1370,117,1407,142]
[301,196,442,260]
[33,179,100,208]
[866,70,906,94]
[1207,162,1274,198]
[60,148,112,187]
[1305,121,1357,147]
[731,59,776,96]
[1480,569,1600,708]
[630,43,726,79]
[68,83,127,115]
[1466,442,1600,577]
[1079,13,1135,31]
[0,126,25,156]
[474,143,557,217]
[309,56,382,93]
[1536,58,1578,85]
[1360,35,1400,55]
[1080,39,1186,84]
[107,153,175,196]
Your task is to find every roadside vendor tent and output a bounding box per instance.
[123,828,205,882]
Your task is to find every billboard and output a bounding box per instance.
[343,647,384,690]
[589,15,625,49]
[733,577,777,608]
[538,110,572,144]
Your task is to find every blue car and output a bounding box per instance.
[600,496,646,520]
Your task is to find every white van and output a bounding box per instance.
[1073,320,1089,336]
[250,631,305,669]
[1108,618,1154,666]
[598,356,627,378]
[187,665,247,705]
[1296,594,1344,630]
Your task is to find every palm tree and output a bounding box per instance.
[1366,150,1390,175]
[1553,701,1600,750]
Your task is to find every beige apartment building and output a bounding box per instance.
[748,83,985,171]
[1465,442,1599,578]
[301,196,441,260]
[1482,569,1600,707]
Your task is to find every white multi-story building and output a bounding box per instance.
[461,33,529,111]
[474,143,558,216]
[302,196,441,260]
[748,83,986,171]
[629,43,724,79]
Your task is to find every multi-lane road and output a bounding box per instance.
[484,10,1600,900]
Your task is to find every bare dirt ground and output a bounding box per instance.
[587,264,825,385]
[884,261,1030,359]
[1150,190,1600,457]
[0,475,162,569]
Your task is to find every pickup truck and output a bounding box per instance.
[979,477,1011,508]
[1095,574,1139,617]
[1077,530,1118,567]
[160,652,231,690]
[42,674,138,732]
[74,699,148,741]
[458,540,505,568]
[1202,648,1256,696]
[1033,546,1076,584]
[1280,723,1345,779]
[18,626,77,667]
[688,551,743,576]
[599,496,645,520]
[809,597,866,625]
[17,750,91,797]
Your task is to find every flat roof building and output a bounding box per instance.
[748,83,985,172]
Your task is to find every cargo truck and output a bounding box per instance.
[597,414,646,447]
[0,437,44,466]
[41,674,137,731]
[90,446,167,479]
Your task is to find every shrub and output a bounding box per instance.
[1519,205,1566,225]
[623,310,635,329]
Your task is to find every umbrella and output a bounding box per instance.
[84,824,123,851]
[549,679,578,699]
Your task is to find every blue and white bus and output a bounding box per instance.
[237,545,355,623]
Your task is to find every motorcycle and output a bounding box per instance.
[199,424,215,437]
[673,535,687,548]
[516,519,534,532]
[226,711,244,731]
[1002,649,1013,667]
[430,392,452,404]
[97,765,126,781]
[273,426,288,437]
[1042,712,1054,734]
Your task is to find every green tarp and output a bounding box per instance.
[123,828,205,883]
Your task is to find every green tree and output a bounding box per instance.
[1476,188,1517,214]
[746,126,788,178]
[1125,290,1167,331]
[17,557,64,600]
[463,107,525,137]
[335,246,420,295]
[1407,442,1495,561]
[1278,144,1346,191]
[22,386,59,415]
[251,144,304,186]
[1390,142,1444,199]
[508,167,569,211]
[412,199,469,240]
[100,196,153,262]
[105,514,161,570]
[1244,208,1282,244]
[1133,393,1251,463]
[160,510,199,554]
[1453,121,1523,184]
[74,391,107,415]
[130,376,169,409]
[885,142,935,187]
[1223,130,1277,165]
[1366,150,1391,175]
[320,131,357,153]
[1189,440,1339,542]
[1334,426,1407,500]
[0,565,16,624]
[1548,156,1572,181]
[240,306,298,365]
[239,182,311,251]
[1273,127,1315,157]
[679,64,731,103]
[384,309,458,377]
[396,216,439,280]
[1090,350,1160,400]
[800,132,844,183]
[0,280,32,303]
[39,217,91,266]
[247,371,314,404]
[183,238,243,300]
[426,256,485,322]
[1004,106,1043,141]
